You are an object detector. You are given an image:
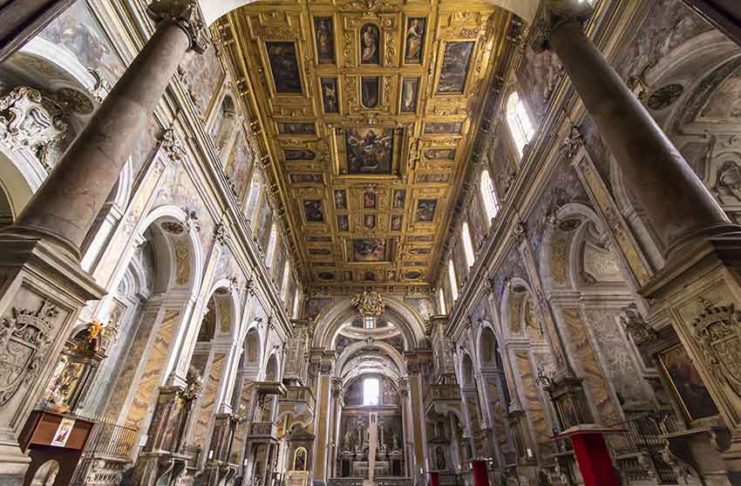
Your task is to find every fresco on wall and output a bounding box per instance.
[516,45,563,122]
[351,238,389,262]
[345,128,394,174]
[438,42,474,94]
[305,297,333,319]
[404,18,426,64]
[267,42,302,94]
[225,133,253,199]
[40,1,125,85]
[314,17,336,64]
[404,297,435,319]
[181,46,223,115]
[659,344,719,422]
[400,78,419,113]
[360,24,381,64]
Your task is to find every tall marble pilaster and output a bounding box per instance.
[537,0,741,477]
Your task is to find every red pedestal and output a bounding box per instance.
[429,471,440,486]
[558,427,621,486]
[471,460,489,486]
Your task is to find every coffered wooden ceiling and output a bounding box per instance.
[223,0,511,291]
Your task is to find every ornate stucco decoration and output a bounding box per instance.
[160,127,185,162]
[531,0,594,53]
[0,300,58,407]
[560,125,584,160]
[0,87,69,169]
[352,291,385,317]
[619,304,657,345]
[147,0,210,54]
[692,302,741,398]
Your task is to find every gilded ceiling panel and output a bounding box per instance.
[224,0,511,290]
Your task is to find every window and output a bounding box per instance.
[245,174,262,219]
[362,377,380,406]
[506,92,535,157]
[364,316,376,329]
[437,287,447,315]
[480,169,499,224]
[280,262,291,299]
[448,259,459,301]
[461,222,475,267]
[265,223,278,267]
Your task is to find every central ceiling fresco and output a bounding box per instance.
[223,0,511,291]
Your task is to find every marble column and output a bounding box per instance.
[4,0,208,259]
[539,0,741,477]
[536,0,737,258]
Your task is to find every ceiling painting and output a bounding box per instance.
[224,0,511,290]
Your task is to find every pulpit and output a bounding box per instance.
[551,425,622,486]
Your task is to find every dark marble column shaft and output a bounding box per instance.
[7,0,206,258]
[544,6,735,254]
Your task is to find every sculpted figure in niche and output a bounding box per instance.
[716,160,741,202]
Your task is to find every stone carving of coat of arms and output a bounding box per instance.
[692,302,741,398]
[0,300,58,407]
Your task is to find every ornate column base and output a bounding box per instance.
[0,233,102,483]
[641,232,741,479]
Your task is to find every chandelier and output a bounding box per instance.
[352,291,385,317]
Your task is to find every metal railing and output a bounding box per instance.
[70,417,138,485]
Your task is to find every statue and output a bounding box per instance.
[343,429,353,451]
[392,432,399,451]
[436,448,446,470]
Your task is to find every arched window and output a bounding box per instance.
[437,287,447,315]
[506,91,534,157]
[245,173,262,220]
[480,169,499,224]
[362,377,380,405]
[448,259,459,301]
[265,222,278,267]
[280,261,291,299]
[461,221,475,267]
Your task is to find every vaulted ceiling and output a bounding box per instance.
[224,0,513,291]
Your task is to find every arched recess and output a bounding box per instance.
[73,211,200,459]
[199,0,539,26]
[498,277,556,463]
[182,283,239,456]
[538,202,656,421]
[312,297,426,350]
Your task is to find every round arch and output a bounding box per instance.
[335,340,407,376]
[312,296,426,350]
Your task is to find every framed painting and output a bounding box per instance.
[265,42,302,94]
[321,78,339,113]
[364,191,377,209]
[337,215,349,231]
[314,17,336,64]
[334,189,347,209]
[290,174,323,184]
[361,77,380,108]
[416,199,437,222]
[404,17,426,64]
[278,122,315,136]
[437,41,475,94]
[350,238,390,262]
[393,189,406,208]
[285,149,316,160]
[658,344,719,422]
[424,122,463,135]
[360,23,380,64]
[424,148,456,160]
[400,78,419,113]
[303,200,324,222]
[344,128,394,174]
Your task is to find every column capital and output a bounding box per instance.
[532,0,593,52]
[147,0,210,54]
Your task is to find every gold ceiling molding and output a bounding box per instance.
[223,0,512,290]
